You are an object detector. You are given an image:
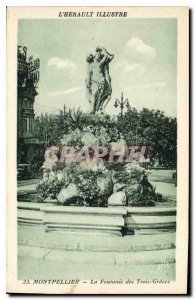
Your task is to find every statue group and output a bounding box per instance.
[86,47,114,114]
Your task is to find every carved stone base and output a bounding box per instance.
[42,206,126,237]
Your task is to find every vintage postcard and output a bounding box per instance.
[6,6,189,294]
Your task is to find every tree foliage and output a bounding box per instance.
[117,107,177,167]
[34,106,177,167]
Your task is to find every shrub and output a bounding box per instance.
[37,161,158,207]
[36,163,112,207]
[106,163,157,207]
[36,173,65,200]
[62,163,111,207]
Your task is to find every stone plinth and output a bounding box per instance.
[17,202,56,226]
[124,207,176,235]
[17,202,177,237]
[41,206,126,236]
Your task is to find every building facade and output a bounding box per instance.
[17,46,41,165]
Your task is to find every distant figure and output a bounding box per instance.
[86,46,114,114]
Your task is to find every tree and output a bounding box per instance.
[34,106,177,168]
[116,107,177,167]
[34,108,70,147]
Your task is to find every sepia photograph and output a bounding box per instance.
[6,6,189,294]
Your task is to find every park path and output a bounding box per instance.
[149,169,176,204]
[18,225,176,281]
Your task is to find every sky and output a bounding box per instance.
[18,18,177,117]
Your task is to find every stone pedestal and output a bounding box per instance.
[41,206,126,236]
[124,207,176,235]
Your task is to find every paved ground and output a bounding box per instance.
[148,170,176,207]
[18,225,176,280]
[18,255,175,281]
[18,225,176,253]
[18,179,40,187]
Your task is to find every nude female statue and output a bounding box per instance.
[85,47,114,114]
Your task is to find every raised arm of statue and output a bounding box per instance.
[99,52,109,68]
[107,53,114,63]
[96,46,114,66]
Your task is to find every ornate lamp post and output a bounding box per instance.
[114,92,130,117]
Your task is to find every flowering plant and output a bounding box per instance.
[60,128,83,148]
[62,163,111,206]
[36,171,65,200]
[37,163,112,206]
